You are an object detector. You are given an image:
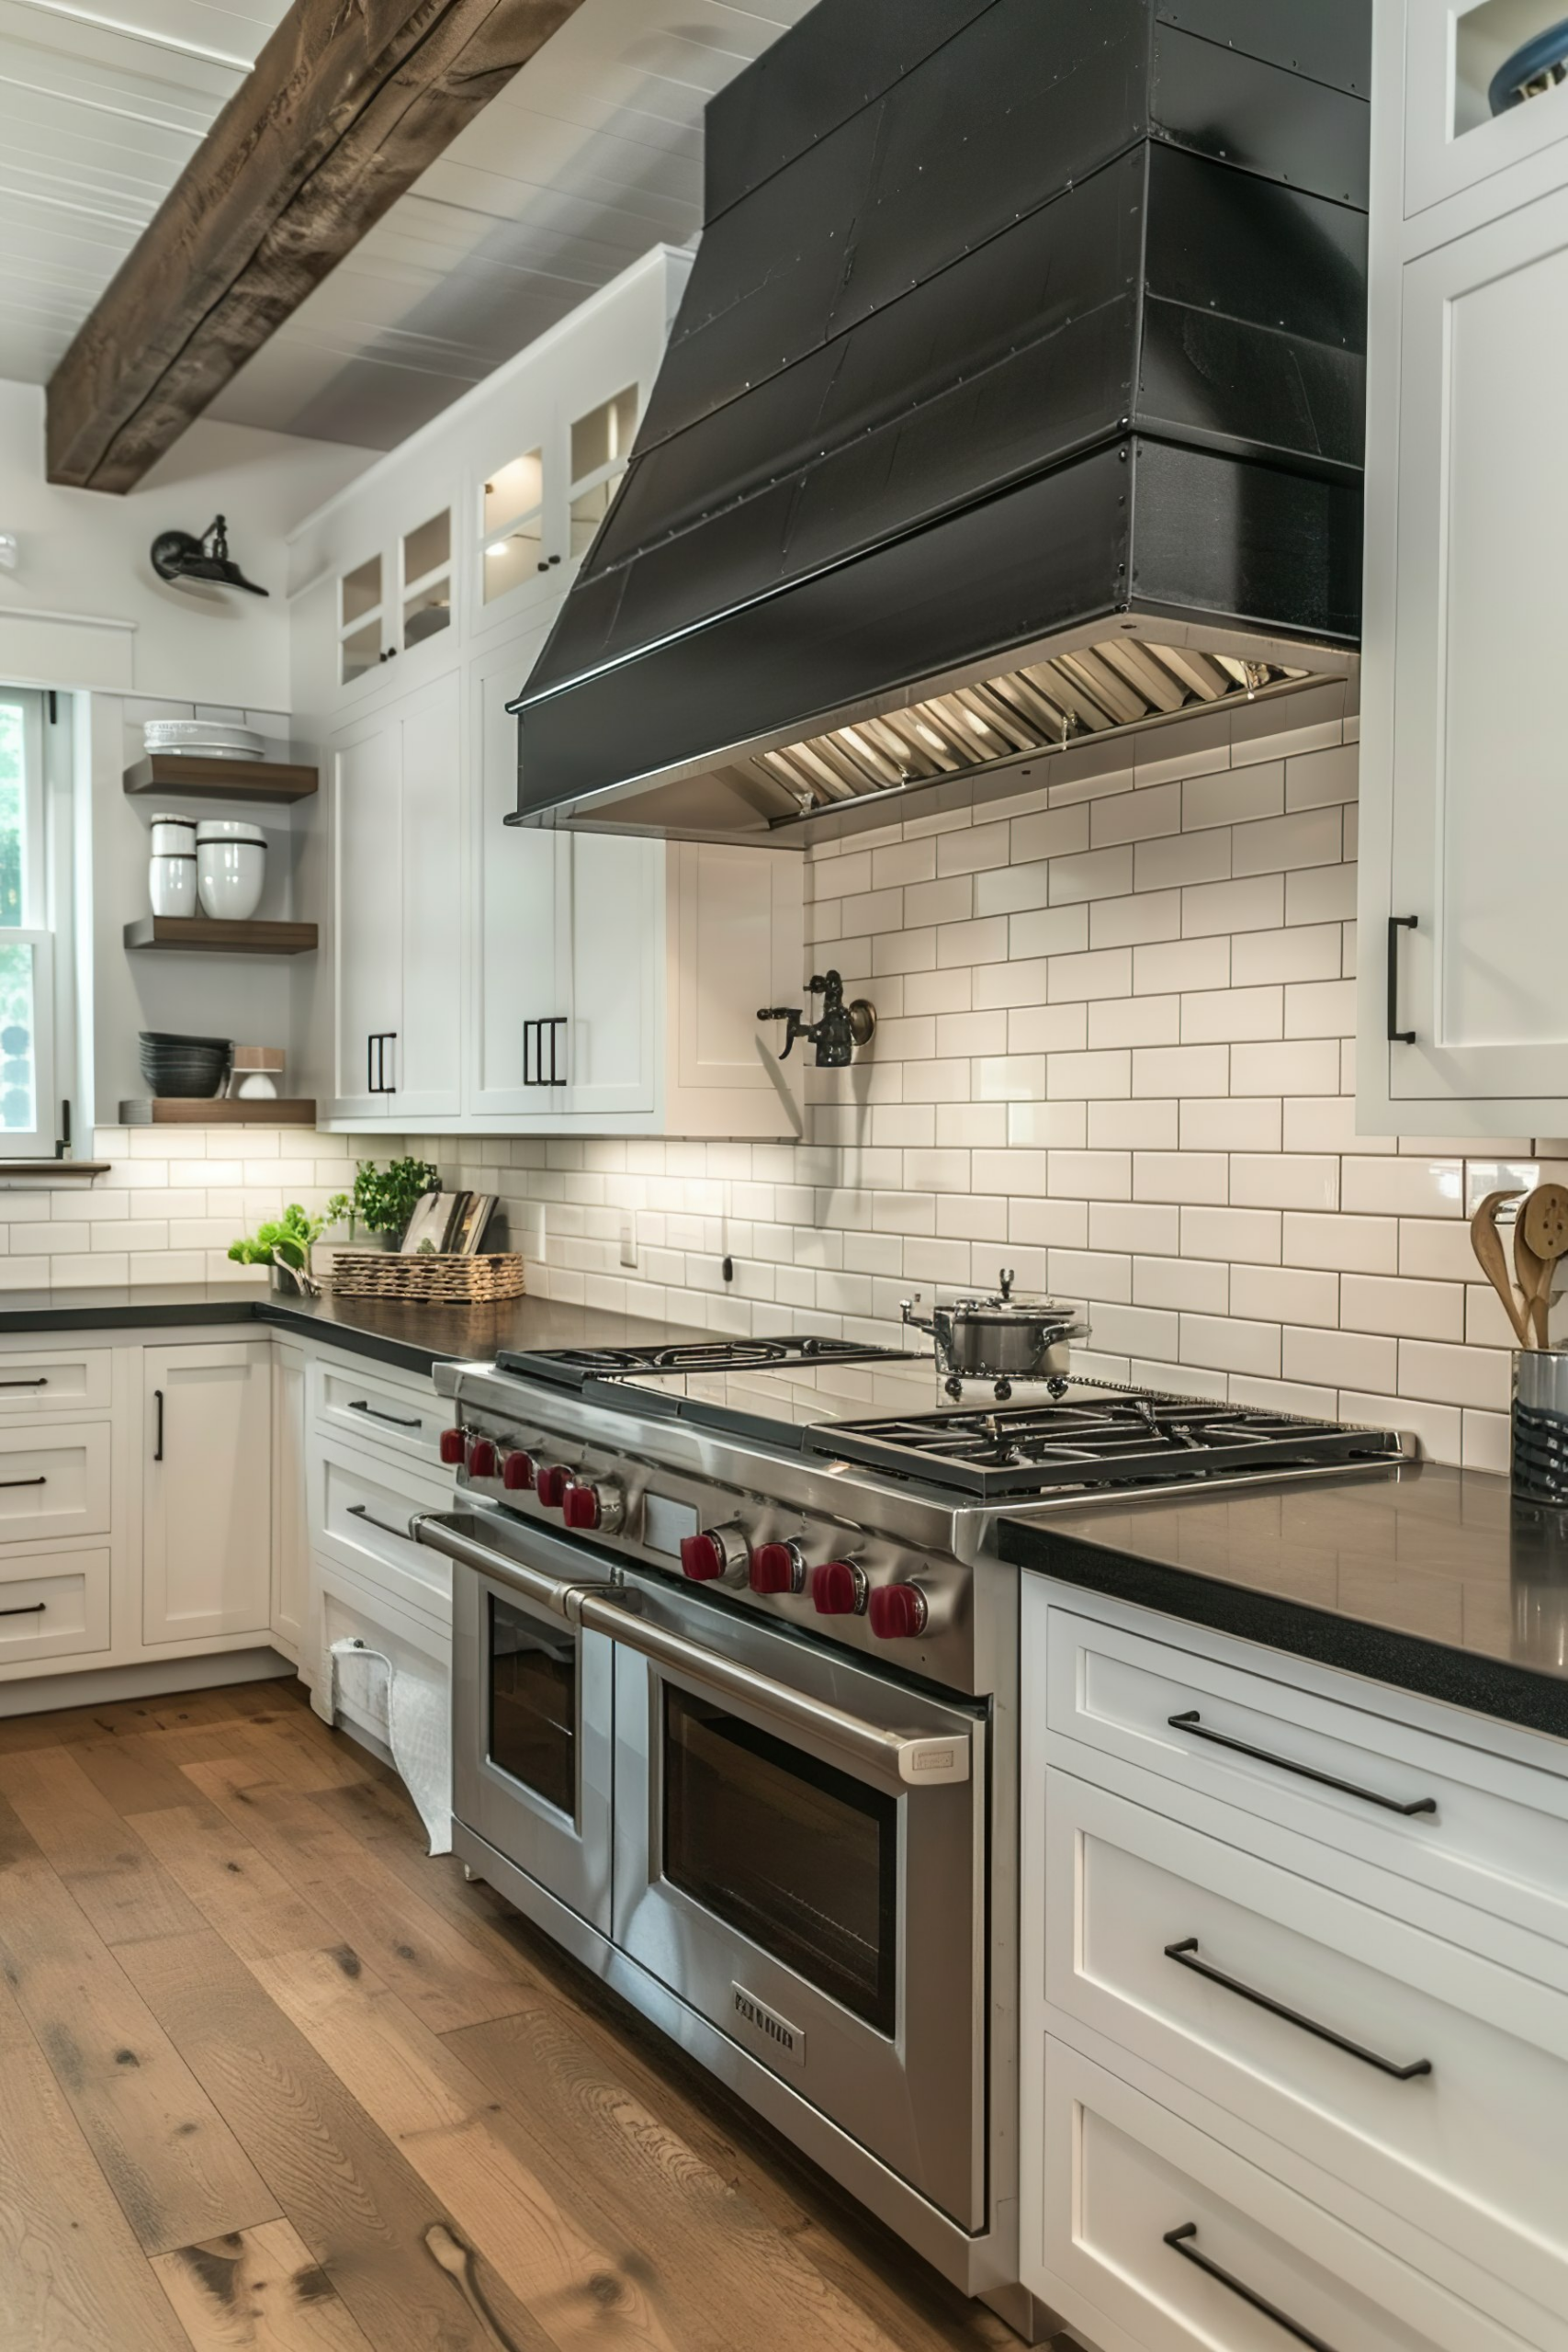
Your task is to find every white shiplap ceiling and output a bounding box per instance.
[0,0,812,449]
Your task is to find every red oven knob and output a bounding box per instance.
[868,1582,930,1640]
[536,1464,571,1509]
[750,1540,807,1595]
[502,1449,534,1492]
[810,1560,867,1616]
[467,1437,497,1479]
[439,1427,465,1466]
[563,1479,623,1533]
[681,1527,746,1584]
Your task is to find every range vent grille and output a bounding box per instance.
[756,641,1309,812]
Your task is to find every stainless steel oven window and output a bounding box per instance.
[488,1590,579,1820]
[660,1684,900,2034]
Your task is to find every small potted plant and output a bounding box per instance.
[228,1196,351,1295]
[349,1157,441,1249]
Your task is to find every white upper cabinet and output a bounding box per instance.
[1359,4,1568,1134]
[327,670,463,1124]
[294,244,806,1141]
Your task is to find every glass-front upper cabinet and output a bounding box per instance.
[471,376,641,639]
[334,501,455,691]
[569,383,637,560]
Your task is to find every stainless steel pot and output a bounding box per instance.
[901,1269,1088,1399]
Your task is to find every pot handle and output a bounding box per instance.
[900,1295,936,1337]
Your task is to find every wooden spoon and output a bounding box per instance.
[1470,1188,1530,1345]
[1515,1200,1550,1351]
[1522,1182,1568,1346]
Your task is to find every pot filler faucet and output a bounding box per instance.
[758,968,877,1067]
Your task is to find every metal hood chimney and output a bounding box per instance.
[509,0,1371,846]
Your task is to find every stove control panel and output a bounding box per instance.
[450,1408,971,1684]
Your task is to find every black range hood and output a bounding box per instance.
[509,0,1371,846]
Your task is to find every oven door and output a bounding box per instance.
[612,1586,987,2232]
[448,1511,615,1935]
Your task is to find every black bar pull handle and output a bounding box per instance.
[1167,1711,1437,1817]
[0,1377,47,1390]
[1163,1939,1432,2079]
[1387,913,1416,1044]
[347,1399,422,1430]
[153,1388,164,1462]
[0,1600,45,1619]
[0,1476,46,1490]
[1163,2226,1337,2351]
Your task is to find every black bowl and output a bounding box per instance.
[139,1031,231,1099]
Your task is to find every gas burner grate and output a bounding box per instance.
[499,1335,918,1388]
[808,1394,1406,1499]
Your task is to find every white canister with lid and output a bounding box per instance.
[149,854,197,916]
[149,812,197,857]
[196,819,266,921]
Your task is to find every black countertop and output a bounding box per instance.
[0,1283,703,1380]
[1000,1463,1568,1742]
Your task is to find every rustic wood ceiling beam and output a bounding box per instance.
[46,0,587,492]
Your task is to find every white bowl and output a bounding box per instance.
[150,854,197,917]
[197,840,265,921]
[144,720,265,757]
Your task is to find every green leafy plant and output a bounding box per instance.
[228,1196,348,1272]
[352,1157,439,1239]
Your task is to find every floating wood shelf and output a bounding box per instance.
[0,1161,111,1178]
[123,916,317,956]
[124,754,317,802]
[120,1099,318,1125]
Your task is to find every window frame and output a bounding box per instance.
[0,686,62,1157]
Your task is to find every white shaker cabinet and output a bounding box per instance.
[1359,5,1568,1135]
[327,668,463,1124]
[142,1340,273,1647]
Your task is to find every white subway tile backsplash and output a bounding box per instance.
[1133,936,1231,996]
[1179,988,1282,1044]
[1182,763,1284,831]
[1230,806,1342,876]
[53,710,1508,1476]
[1230,1155,1339,1212]
[1134,1252,1229,1314]
[1341,1273,1464,1343]
[1231,925,1343,987]
[1182,875,1285,938]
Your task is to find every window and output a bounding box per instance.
[0,688,57,1155]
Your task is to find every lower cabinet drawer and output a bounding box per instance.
[0,1545,111,1669]
[1045,1770,1568,2330]
[0,1420,111,1542]
[1030,2042,1537,2352]
[314,1360,446,1472]
[311,1435,452,1624]
[1037,1594,1568,1961]
[0,1347,112,1415]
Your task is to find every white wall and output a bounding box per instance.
[0,380,371,710]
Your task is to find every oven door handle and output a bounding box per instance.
[412,1510,970,1794]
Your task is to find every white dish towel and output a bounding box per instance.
[329,1637,452,1856]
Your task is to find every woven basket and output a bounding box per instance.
[328,1250,525,1305]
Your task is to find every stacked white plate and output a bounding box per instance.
[143,719,267,762]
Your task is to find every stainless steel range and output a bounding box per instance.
[413,1339,1406,2335]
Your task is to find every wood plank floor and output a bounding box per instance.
[0,1678,1024,2352]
